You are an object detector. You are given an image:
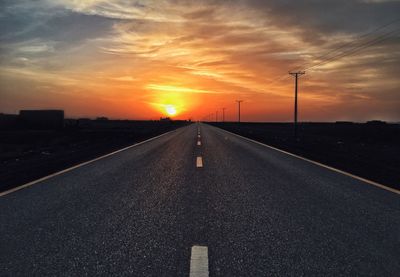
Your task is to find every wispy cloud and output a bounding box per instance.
[0,0,399,121]
[146,84,215,94]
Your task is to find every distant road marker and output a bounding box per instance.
[214,126,400,195]
[196,157,203,168]
[0,129,179,197]
[198,134,201,138]
[197,141,201,146]
[189,245,209,277]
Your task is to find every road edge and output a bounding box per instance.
[0,128,179,197]
[209,124,400,195]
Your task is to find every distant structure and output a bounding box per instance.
[96,117,109,121]
[236,100,243,123]
[19,110,64,129]
[366,120,386,125]
[289,71,305,139]
[77,118,92,128]
[335,121,354,125]
[0,113,18,129]
[160,117,171,121]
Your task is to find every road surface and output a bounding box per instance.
[1,123,399,276]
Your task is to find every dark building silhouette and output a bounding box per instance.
[19,110,64,129]
[0,113,18,129]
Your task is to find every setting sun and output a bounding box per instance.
[165,105,177,116]
[147,84,201,119]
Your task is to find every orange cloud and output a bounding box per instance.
[1,1,399,122]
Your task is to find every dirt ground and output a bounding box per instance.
[0,120,190,192]
[209,122,400,190]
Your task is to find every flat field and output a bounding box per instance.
[209,122,400,190]
[0,120,190,192]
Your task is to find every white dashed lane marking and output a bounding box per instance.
[189,245,209,277]
[196,157,203,167]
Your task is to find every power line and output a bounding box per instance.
[292,18,400,72]
[203,20,399,123]
[304,28,399,71]
[268,18,400,87]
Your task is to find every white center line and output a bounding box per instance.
[197,141,201,146]
[189,245,209,277]
[196,156,203,167]
[198,134,201,138]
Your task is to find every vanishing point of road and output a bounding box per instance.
[1,123,399,276]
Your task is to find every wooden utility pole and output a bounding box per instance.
[236,100,243,123]
[289,71,305,139]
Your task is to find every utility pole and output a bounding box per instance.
[289,71,305,139]
[216,111,218,122]
[222,108,226,122]
[236,100,243,123]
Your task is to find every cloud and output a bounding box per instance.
[0,0,399,121]
[1,9,117,45]
[243,0,400,34]
[146,84,216,94]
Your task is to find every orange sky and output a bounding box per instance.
[0,0,399,122]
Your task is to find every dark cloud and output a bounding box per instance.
[244,0,400,35]
[0,9,118,45]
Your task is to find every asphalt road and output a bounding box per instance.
[1,123,399,276]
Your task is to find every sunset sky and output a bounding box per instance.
[0,0,399,121]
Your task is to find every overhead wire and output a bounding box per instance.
[267,18,400,86]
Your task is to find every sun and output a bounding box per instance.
[147,87,197,117]
[165,105,177,116]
